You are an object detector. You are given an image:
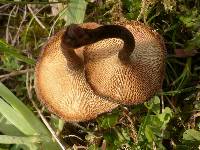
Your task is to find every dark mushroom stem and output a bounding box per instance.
[61,24,135,66]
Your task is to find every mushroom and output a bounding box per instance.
[61,21,166,105]
[35,23,119,122]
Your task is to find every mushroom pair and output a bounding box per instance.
[35,21,166,122]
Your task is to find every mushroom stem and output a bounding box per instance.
[61,24,135,63]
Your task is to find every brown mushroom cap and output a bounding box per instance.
[35,21,166,122]
[83,21,166,104]
[35,23,119,122]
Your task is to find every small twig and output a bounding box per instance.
[189,112,200,128]
[0,69,34,81]
[137,0,146,22]
[153,141,157,150]
[101,140,106,150]
[23,5,48,48]
[159,89,164,113]
[72,145,87,150]
[0,4,11,11]
[0,13,16,17]
[158,86,196,96]
[12,5,27,46]
[71,123,87,132]
[123,111,138,143]
[64,135,84,142]
[25,70,66,150]
[166,96,186,129]
[6,5,16,42]
[27,5,46,29]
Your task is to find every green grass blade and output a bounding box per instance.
[0,113,23,136]
[0,135,50,144]
[63,0,87,25]
[0,82,49,135]
[0,98,36,135]
[0,135,39,150]
[0,83,61,149]
[0,39,35,65]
